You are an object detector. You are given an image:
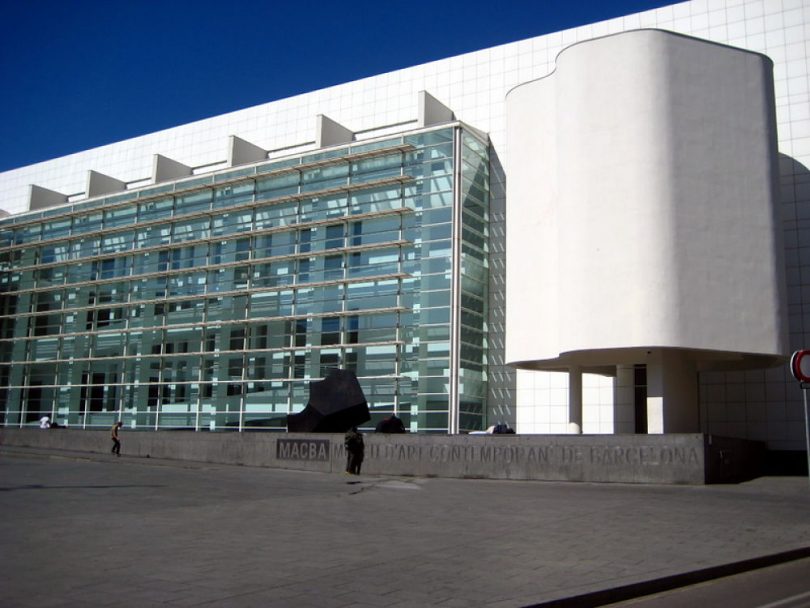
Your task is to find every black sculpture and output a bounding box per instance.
[286,369,370,433]
[375,414,406,433]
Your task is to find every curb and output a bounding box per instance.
[0,445,203,469]
[524,546,810,607]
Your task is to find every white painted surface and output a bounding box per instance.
[506,30,786,371]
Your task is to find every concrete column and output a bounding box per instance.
[568,366,583,434]
[646,350,699,433]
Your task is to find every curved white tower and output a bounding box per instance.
[505,30,787,433]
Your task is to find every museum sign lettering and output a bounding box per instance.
[360,443,700,467]
[277,438,330,461]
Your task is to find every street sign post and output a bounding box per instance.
[789,349,810,486]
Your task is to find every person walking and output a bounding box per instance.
[344,426,365,475]
[111,421,122,456]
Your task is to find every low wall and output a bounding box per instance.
[0,428,764,484]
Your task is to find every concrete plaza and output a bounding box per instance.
[1,445,809,607]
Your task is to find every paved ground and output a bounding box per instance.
[1,446,809,608]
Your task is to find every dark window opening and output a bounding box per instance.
[634,364,647,434]
[147,380,159,408]
[322,317,340,345]
[325,224,343,249]
[347,315,359,344]
[89,373,106,411]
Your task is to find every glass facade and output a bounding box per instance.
[0,125,489,433]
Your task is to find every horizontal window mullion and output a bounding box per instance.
[0,175,414,256]
[7,237,411,297]
[11,206,414,275]
[0,370,409,390]
[1,338,406,367]
[0,272,411,320]
[1,143,416,236]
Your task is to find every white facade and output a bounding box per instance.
[506,30,787,434]
[1,0,809,449]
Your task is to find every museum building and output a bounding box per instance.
[1,0,809,453]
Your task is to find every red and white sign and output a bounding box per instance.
[790,350,810,383]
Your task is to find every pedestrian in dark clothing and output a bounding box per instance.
[111,421,122,456]
[344,426,364,475]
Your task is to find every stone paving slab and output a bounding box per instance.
[1,446,809,607]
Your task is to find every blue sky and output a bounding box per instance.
[0,0,673,172]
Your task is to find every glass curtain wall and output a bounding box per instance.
[0,125,489,432]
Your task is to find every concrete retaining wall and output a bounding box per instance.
[0,428,764,484]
